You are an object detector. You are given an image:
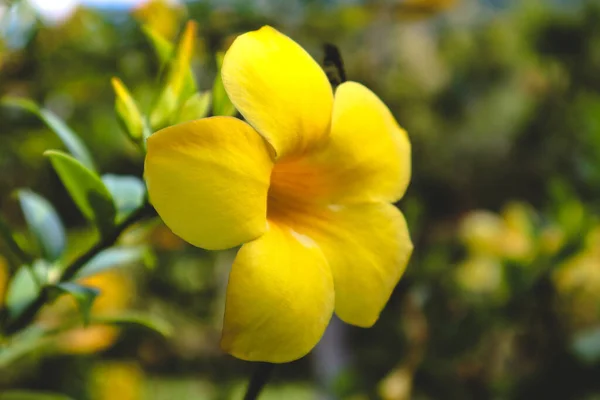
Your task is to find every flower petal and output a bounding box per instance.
[145,117,273,250]
[222,26,333,159]
[221,222,334,363]
[275,81,410,205]
[278,202,413,327]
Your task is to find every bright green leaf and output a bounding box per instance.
[16,190,66,262]
[92,311,173,337]
[1,97,95,171]
[44,150,116,238]
[5,261,47,320]
[177,91,211,123]
[76,245,150,279]
[212,52,236,117]
[111,77,149,142]
[48,282,99,325]
[101,174,146,221]
[0,391,75,400]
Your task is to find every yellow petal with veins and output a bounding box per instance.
[277,202,413,327]
[222,26,333,159]
[145,117,273,250]
[221,222,334,363]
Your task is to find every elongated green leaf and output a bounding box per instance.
[149,21,198,130]
[5,261,47,320]
[212,52,236,117]
[1,97,95,171]
[92,311,172,337]
[177,91,211,123]
[76,245,150,278]
[101,174,146,221]
[49,282,99,325]
[111,77,149,142]
[44,150,116,238]
[0,391,75,400]
[16,190,65,262]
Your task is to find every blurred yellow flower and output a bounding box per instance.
[41,270,134,354]
[539,225,565,256]
[553,228,600,325]
[459,210,505,256]
[90,361,143,400]
[0,255,8,308]
[378,366,413,400]
[500,202,535,262]
[145,26,413,363]
[455,256,504,296]
[459,202,535,263]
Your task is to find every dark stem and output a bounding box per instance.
[243,363,276,400]
[4,203,156,335]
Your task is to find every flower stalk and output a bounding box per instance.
[243,362,276,400]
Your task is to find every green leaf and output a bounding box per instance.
[0,391,75,400]
[101,174,146,221]
[111,77,149,142]
[48,282,99,325]
[76,245,151,279]
[1,97,95,171]
[149,21,198,130]
[45,150,116,238]
[92,311,173,337]
[177,91,211,123]
[5,261,47,320]
[16,190,66,262]
[212,52,236,117]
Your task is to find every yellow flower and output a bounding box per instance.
[459,210,505,256]
[455,256,504,296]
[553,251,600,325]
[90,361,144,400]
[145,26,413,363]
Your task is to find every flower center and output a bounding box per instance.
[267,158,325,223]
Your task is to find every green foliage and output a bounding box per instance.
[2,1,600,399]
[45,150,116,238]
[17,190,65,263]
[101,174,146,221]
[149,22,199,130]
[91,312,173,338]
[5,262,46,320]
[76,246,151,279]
[0,391,74,400]
[111,77,149,143]
[1,98,96,171]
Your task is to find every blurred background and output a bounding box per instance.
[2,0,600,398]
